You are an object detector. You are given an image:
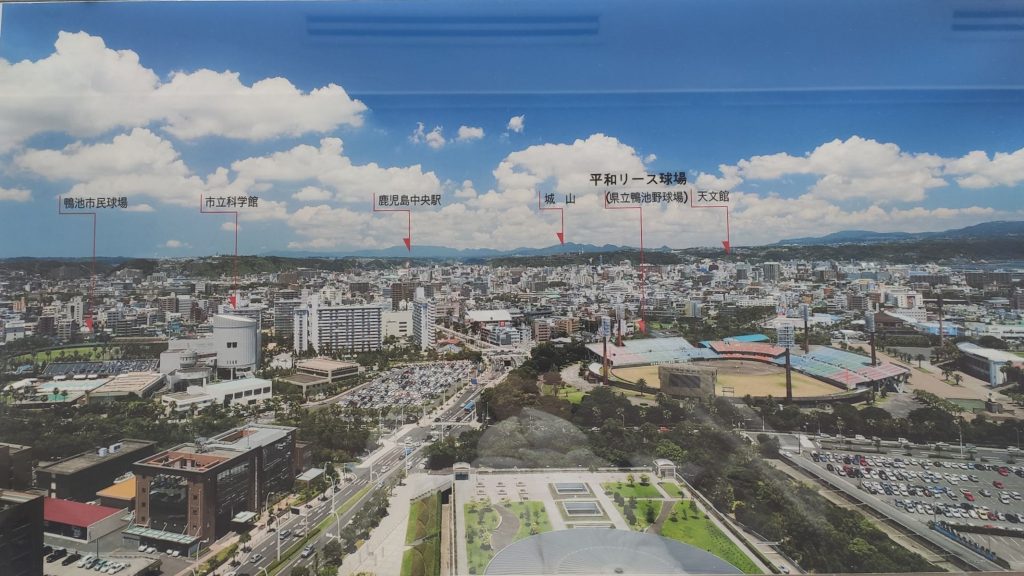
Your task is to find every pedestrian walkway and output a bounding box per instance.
[339,473,450,575]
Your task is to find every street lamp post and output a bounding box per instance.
[322,465,337,513]
[263,491,278,520]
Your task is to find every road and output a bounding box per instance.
[229,364,504,575]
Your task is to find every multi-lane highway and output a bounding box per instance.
[229,364,502,575]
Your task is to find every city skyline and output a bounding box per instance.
[1,1,1023,258]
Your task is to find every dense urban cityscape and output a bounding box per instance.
[2,244,1024,576]
[3,1,1024,575]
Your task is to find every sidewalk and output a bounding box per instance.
[356,424,419,470]
[339,474,450,575]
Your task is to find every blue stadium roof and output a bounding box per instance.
[724,334,770,343]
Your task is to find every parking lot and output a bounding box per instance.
[810,450,1024,525]
[804,447,1024,567]
[41,547,161,576]
[340,361,474,411]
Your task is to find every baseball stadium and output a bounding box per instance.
[585,336,909,403]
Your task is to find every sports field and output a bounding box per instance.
[612,360,842,398]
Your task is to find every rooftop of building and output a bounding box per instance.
[212,314,258,327]
[466,310,513,323]
[138,447,234,472]
[137,424,295,471]
[36,439,157,476]
[957,342,1023,363]
[296,357,359,371]
[44,497,123,527]
[0,442,32,453]
[209,423,292,450]
[91,372,165,395]
[96,476,136,501]
[0,489,41,509]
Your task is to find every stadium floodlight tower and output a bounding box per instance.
[777,323,796,403]
[800,303,810,353]
[865,312,877,367]
[614,304,626,347]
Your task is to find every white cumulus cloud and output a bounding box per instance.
[164,239,189,248]
[734,136,946,203]
[410,122,446,149]
[945,148,1024,189]
[14,128,207,207]
[0,31,366,152]
[291,186,333,202]
[507,115,525,133]
[0,186,32,202]
[456,125,485,142]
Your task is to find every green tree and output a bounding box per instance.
[323,537,345,565]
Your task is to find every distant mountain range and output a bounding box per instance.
[269,221,1023,259]
[773,221,1024,246]
[268,242,671,260]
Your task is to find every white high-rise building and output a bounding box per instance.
[67,296,85,326]
[293,296,382,354]
[412,288,436,351]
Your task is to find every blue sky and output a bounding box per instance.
[1,0,1023,257]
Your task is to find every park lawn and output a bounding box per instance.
[464,502,501,575]
[14,345,119,364]
[659,501,761,574]
[603,481,662,499]
[401,540,440,576]
[611,498,664,532]
[658,482,684,498]
[542,384,586,405]
[406,493,440,544]
[505,501,552,541]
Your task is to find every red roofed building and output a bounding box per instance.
[43,497,126,543]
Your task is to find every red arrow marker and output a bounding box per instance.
[690,193,732,254]
[373,194,413,251]
[200,195,239,308]
[538,191,565,244]
[604,193,646,334]
[58,197,97,332]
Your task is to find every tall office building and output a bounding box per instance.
[273,299,301,338]
[131,425,298,552]
[0,443,32,490]
[0,490,43,576]
[761,262,782,284]
[390,282,418,311]
[293,297,382,353]
[411,288,436,351]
